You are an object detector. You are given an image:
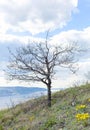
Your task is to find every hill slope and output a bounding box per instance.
[0,83,90,130]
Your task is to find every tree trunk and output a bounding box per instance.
[47,86,51,107]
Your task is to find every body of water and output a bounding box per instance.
[0,91,47,110]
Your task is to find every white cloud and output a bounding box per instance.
[0,0,90,88]
[0,68,85,88]
[0,33,45,45]
[0,58,90,88]
[0,0,78,34]
[78,59,90,75]
[0,76,26,87]
[0,25,90,87]
[51,59,90,88]
[0,69,33,87]
[1,26,90,48]
[51,27,90,49]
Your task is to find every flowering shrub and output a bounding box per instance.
[76,113,89,121]
[76,105,86,111]
[75,104,90,127]
[88,98,90,102]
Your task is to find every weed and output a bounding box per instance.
[0,125,4,130]
[41,116,57,129]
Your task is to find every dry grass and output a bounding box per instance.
[0,83,90,130]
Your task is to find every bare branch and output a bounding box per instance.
[6,37,82,107]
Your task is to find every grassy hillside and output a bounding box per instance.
[0,83,90,130]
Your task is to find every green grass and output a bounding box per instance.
[0,83,90,130]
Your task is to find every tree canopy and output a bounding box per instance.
[7,39,80,107]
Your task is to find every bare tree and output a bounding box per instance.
[7,38,79,107]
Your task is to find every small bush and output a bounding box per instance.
[75,104,90,127]
[42,117,57,129]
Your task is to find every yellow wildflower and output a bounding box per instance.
[76,113,90,121]
[29,115,35,122]
[88,98,90,102]
[76,105,86,110]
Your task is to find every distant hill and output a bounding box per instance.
[0,87,46,97]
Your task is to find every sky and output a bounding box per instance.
[0,0,90,88]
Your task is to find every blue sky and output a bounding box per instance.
[0,0,90,88]
[64,0,90,30]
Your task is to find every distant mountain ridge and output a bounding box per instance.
[0,87,46,97]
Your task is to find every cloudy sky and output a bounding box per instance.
[0,0,90,88]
